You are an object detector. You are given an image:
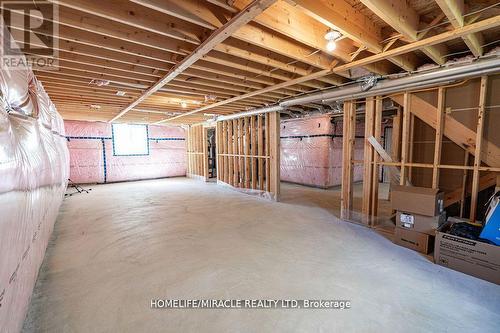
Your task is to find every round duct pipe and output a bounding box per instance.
[216,57,500,121]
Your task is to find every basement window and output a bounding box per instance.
[112,124,149,156]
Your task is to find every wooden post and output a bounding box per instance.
[228,120,234,186]
[408,114,415,183]
[470,76,488,222]
[258,115,264,190]
[265,112,271,192]
[362,97,375,223]
[245,117,251,188]
[203,127,209,181]
[269,111,280,200]
[371,97,382,221]
[233,119,239,186]
[460,152,469,218]
[251,116,257,189]
[400,93,411,186]
[341,100,355,219]
[432,87,446,189]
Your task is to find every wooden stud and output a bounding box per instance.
[258,115,264,191]
[239,117,244,187]
[228,120,234,186]
[432,87,446,189]
[265,112,271,192]
[371,97,382,220]
[400,92,411,186]
[233,119,239,186]
[470,76,488,222]
[362,97,375,222]
[269,111,280,200]
[341,100,355,219]
[245,117,251,188]
[251,116,257,189]
[460,152,469,218]
[203,127,209,181]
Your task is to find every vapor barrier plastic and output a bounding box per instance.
[65,120,187,184]
[0,51,69,332]
[217,180,276,201]
[280,115,364,188]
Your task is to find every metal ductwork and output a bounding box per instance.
[217,56,500,121]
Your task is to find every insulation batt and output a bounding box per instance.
[64,120,187,184]
[0,49,69,332]
[280,115,364,188]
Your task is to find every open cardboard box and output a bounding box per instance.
[435,220,500,285]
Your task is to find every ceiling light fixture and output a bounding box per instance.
[324,29,342,53]
[181,101,188,108]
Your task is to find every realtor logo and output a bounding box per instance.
[1,1,59,70]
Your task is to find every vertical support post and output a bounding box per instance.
[238,118,244,187]
[269,111,280,201]
[265,112,271,192]
[258,115,264,190]
[362,97,375,223]
[408,114,415,183]
[470,76,488,222]
[400,92,411,186]
[228,120,234,186]
[203,127,209,181]
[341,100,355,220]
[371,97,382,222]
[223,121,229,184]
[251,116,257,189]
[232,119,239,186]
[432,87,446,189]
[459,152,469,218]
[245,117,251,188]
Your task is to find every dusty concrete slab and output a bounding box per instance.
[23,178,500,332]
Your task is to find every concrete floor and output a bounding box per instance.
[24,178,500,332]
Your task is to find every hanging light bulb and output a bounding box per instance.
[324,29,341,53]
[326,40,337,52]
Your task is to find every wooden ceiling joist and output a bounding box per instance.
[288,0,420,72]
[157,14,500,123]
[360,0,448,65]
[109,0,279,122]
[435,0,484,57]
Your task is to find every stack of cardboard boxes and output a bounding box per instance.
[391,185,445,254]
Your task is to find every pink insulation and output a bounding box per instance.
[0,52,69,332]
[65,120,187,184]
[280,115,364,188]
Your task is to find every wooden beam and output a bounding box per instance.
[432,87,446,189]
[49,0,204,43]
[391,92,500,167]
[470,76,488,222]
[289,0,418,71]
[360,0,448,64]
[110,0,278,122]
[158,15,500,123]
[435,0,484,56]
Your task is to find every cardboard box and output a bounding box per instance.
[394,227,435,254]
[435,221,500,285]
[391,185,444,216]
[396,211,446,235]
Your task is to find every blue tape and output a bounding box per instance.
[101,138,107,184]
